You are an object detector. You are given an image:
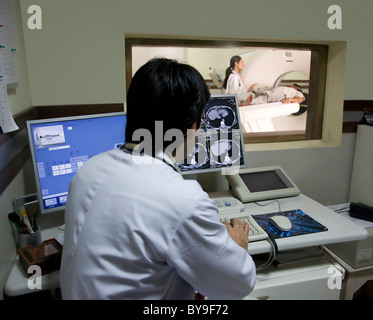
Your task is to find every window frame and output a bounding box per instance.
[124,36,328,144]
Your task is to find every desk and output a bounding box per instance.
[5,259,61,297]
[245,194,368,255]
[324,247,373,300]
[248,256,344,300]
[241,193,367,300]
[4,193,368,298]
[4,225,64,298]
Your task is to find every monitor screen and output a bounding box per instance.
[178,94,246,174]
[240,171,288,192]
[27,112,126,214]
[226,166,300,203]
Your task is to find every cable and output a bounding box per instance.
[334,206,350,213]
[254,199,282,213]
[267,232,278,255]
[253,200,280,271]
[255,235,278,271]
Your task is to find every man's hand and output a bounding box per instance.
[223,218,249,251]
[281,96,305,104]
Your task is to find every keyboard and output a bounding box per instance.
[219,214,268,242]
[213,197,268,242]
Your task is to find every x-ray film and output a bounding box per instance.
[178,94,246,174]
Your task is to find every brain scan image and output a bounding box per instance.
[205,105,237,130]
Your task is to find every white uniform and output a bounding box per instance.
[226,71,252,104]
[60,149,256,300]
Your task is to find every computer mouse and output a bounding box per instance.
[269,215,292,232]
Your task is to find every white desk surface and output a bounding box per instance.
[4,259,61,297]
[5,193,368,297]
[247,194,368,255]
[4,225,63,297]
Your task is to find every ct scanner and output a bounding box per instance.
[210,49,311,133]
[240,49,310,89]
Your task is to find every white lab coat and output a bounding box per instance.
[226,71,252,104]
[60,149,256,300]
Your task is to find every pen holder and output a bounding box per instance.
[18,227,42,248]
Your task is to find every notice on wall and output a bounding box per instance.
[0,75,18,132]
[0,0,19,133]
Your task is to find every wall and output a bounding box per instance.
[16,0,372,198]
[0,0,32,299]
[0,0,370,297]
[19,0,373,105]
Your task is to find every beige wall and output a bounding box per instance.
[0,0,32,299]
[16,0,372,203]
[19,0,373,105]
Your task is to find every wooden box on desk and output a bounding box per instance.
[18,239,63,275]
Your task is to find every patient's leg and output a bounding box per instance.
[250,94,268,105]
[241,94,254,106]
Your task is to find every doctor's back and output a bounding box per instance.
[59,58,256,300]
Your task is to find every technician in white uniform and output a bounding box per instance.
[60,58,256,300]
[223,55,256,106]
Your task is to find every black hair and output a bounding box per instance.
[222,55,242,89]
[292,83,302,92]
[125,58,210,152]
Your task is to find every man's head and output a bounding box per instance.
[125,58,210,154]
[292,83,302,92]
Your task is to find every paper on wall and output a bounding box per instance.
[0,0,19,133]
[0,75,19,133]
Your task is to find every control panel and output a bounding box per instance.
[213,197,245,214]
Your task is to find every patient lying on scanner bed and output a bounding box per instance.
[247,84,305,105]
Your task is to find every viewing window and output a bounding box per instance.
[125,37,328,144]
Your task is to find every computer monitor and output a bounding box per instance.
[177,94,246,174]
[26,112,126,214]
[226,166,300,203]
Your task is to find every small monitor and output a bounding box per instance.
[178,94,246,174]
[26,112,126,214]
[226,166,300,203]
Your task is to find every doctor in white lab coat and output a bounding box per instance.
[223,55,256,106]
[60,58,256,300]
